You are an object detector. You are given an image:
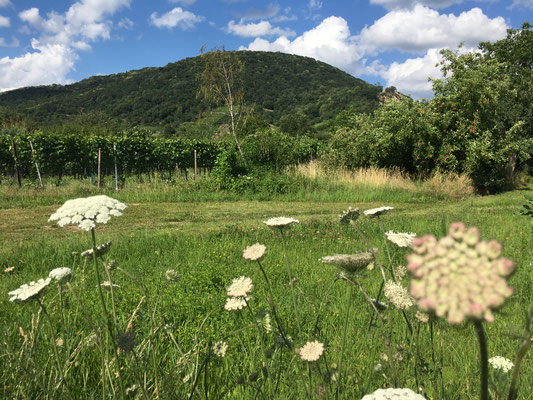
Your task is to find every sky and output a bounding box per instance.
[0,0,530,99]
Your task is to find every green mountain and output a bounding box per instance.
[0,51,383,136]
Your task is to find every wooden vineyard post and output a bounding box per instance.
[12,140,22,188]
[97,147,101,189]
[194,149,197,180]
[29,140,43,188]
[113,144,118,191]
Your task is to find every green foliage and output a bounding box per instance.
[241,128,297,172]
[0,51,381,135]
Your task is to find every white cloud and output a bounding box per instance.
[509,0,533,7]
[358,6,508,54]
[0,41,77,92]
[241,16,364,73]
[0,15,9,27]
[378,48,443,98]
[1,0,130,91]
[309,0,323,10]
[370,0,463,10]
[241,4,280,21]
[227,20,295,37]
[117,17,133,30]
[0,0,11,8]
[150,7,204,29]
[169,0,197,5]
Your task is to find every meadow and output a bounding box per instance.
[1,167,532,399]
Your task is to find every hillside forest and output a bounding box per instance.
[0,22,532,194]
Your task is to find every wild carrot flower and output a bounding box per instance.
[8,278,51,303]
[49,195,126,231]
[338,207,360,225]
[213,341,228,358]
[165,269,179,282]
[299,340,324,362]
[242,243,267,261]
[363,206,394,217]
[49,267,73,284]
[386,231,416,248]
[263,217,299,228]
[408,222,514,324]
[361,388,426,399]
[224,297,247,311]
[226,276,253,298]
[81,241,112,257]
[384,280,416,310]
[99,281,120,291]
[489,356,513,373]
[320,252,374,273]
[415,311,430,323]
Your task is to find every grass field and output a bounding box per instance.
[1,171,533,399]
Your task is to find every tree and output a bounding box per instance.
[198,47,249,168]
[429,45,533,192]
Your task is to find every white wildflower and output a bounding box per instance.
[299,341,324,362]
[257,310,272,333]
[81,241,112,258]
[415,310,430,323]
[384,280,416,310]
[8,278,52,303]
[79,219,96,231]
[165,269,179,282]
[320,252,374,273]
[227,276,253,298]
[49,195,126,231]
[338,207,360,225]
[213,341,228,358]
[263,217,299,228]
[48,267,73,284]
[386,231,416,248]
[224,297,247,311]
[363,206,394,217]
[489,356,514,373]
[362,388,426,399]
[243,243,267,261]
[99,281,120,291]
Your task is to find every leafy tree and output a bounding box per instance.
[198,47,249,167]
[430,45,533,192]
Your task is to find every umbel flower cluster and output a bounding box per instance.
[361,388,426,400]
[408,222,515,324]
[8,278,51,303]
[320,251,374,274]
[49,195,127,231]
[488,356,514,373]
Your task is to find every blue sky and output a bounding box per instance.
[0,0,531,98]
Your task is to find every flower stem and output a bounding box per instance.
[37,299,74,400]
[474,320,489,400]
[336,283,353,400]
[91,228,125,400]
[507,301,533,400]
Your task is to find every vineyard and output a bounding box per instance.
[0,129,233,184]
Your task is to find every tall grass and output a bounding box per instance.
[292,161,474,199]
[2,190,533,399]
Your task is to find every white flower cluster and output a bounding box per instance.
[8,278,51,303]
[489,356,514,373]
[49,267,73,284]
[263,217,299,228]
[384,280,416,310]
[386,231,416,248]
[49,195,126,231]
[242,243,267,261]
[227,276,254,298]
[213,341,228,358]
[361,388,426,399]
[299,340,324,362]
[224,297,247,311]
[81,241,112,258]
[364,206,394,217]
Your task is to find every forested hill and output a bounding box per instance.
[0,51,382,133]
